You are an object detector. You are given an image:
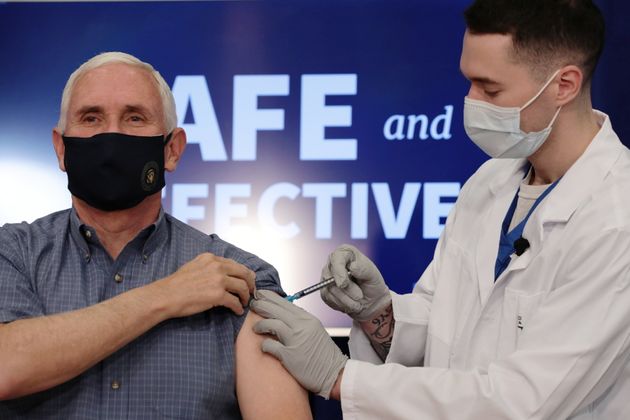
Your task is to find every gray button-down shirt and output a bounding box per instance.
[0,209,284,419]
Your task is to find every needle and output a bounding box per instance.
[286,277,335,302]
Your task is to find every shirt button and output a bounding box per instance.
[85,230,92,239]
[114,273,123,283]
[111,380,121,390]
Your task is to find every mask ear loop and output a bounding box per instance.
[519,69,562,132]
[163,132,174,145]
[546,106,563,129]
[520,69,561,111]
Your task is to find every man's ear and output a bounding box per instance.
[52,128,66,172]
[556,64,583,106]
[164,128,187,172]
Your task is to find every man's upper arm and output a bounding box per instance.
[235,311,312,420]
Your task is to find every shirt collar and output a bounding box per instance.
[69,208,91,261]
[142,208,168,257]
[69,207,168,260]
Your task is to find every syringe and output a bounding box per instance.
[286,277,335,302]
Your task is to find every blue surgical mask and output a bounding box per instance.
[463,70,562,159]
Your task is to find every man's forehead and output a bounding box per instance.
[76,62,152,85]
[460,31,522,82]
[69,63,161,108]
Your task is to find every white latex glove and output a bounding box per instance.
[320,244,391,321]
[251,290,348,399]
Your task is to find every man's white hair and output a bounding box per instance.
[56,51,177,133]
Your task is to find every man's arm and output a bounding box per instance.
[0,285,167,399]
[0,253,255,400]
[236,311,312,420]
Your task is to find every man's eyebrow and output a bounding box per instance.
[75,105,103,115]
[124,104,153,115]
[73,104,156,118]
[459,69,502,86]
[470,76,502,85]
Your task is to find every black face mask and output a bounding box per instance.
[62,132,172,211]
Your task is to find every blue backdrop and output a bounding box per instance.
[0,0,628,331]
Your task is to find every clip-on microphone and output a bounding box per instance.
[514,237,530,256]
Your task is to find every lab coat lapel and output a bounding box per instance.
[538,113,623,222]
[497,112,622,281]
[475,161,528,305]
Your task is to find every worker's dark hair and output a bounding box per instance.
[464,0,605,83]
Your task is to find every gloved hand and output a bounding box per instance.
[251,290,348,399]
[320,244,391,321]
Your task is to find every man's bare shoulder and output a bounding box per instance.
[235,308,312,420]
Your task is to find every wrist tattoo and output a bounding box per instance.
[366,305,395,361]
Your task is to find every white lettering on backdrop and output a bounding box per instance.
[168,73,460,240]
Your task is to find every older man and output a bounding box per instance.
[0,52,311,419]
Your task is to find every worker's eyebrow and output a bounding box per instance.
[469,76,502,85]
[459,69,502,86]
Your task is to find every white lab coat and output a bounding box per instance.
[341,112,630,420]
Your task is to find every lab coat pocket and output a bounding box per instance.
[426,243,476,368]
[497,288,545,358]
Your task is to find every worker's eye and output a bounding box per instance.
[484,90,500,98]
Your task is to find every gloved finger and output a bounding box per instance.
[322,260,363,300]
[260,338,286,362]
[328,245,355,288]
[256,289,323,319]
[253,318,292,344]
[252,290,308,328]
[320,283,363,301]
[321,285,363,314]
[251,291,297,321]
[320,285,342,310]
[255,289,300,310]
[329,283,363,307]
[348,257,378,284]
[338,278,363,300]
[321,263,333,284]
[256,289,302,308]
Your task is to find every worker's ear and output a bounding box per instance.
[555,64,583,106]
[52,128,66,172]
[164,128,187,172]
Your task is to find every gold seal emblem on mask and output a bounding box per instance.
[141,161,160,191]
[145,168,156,186]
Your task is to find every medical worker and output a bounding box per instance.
[251,0,630,418]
